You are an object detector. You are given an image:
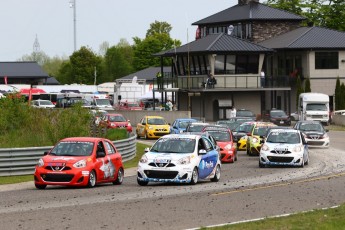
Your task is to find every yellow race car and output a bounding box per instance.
[234,121,256,151]
[136,115,170,139]
[246,122,276,156]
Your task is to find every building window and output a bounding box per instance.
[236,55,259,74]
[226,55,236,74]
[215,55,225,74]
[315,52,338,69]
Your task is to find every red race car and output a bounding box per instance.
[99,113,133,133]
[203,125,237,163]
[34,137,124,189]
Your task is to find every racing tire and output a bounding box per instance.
[137,178,149,186]
[35,183,47,189]
[259,161,265,168]
[190,167,199,185]
[211,165,221,182]
[246,146,251,156]
[88,170,97,188]
[113,167,124,185]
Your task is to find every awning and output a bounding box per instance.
[20,88,46,95]
[218,99,232,107]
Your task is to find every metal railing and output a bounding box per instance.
[0,135,137,177]
[152,75,291,90]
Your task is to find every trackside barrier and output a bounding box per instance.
[0,135,137,177]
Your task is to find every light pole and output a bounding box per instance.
[69,0,77,51]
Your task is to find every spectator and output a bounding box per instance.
[166,100,173,111]
[230,107,237,117]
[207,73,216,88]
[260,70,265,88]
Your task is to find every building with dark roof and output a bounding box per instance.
[151,0,345,121]
[0,62,50,85]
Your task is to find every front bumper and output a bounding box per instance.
[259,151,304,167]
[137,164,193,183]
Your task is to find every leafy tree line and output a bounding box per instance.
[19,21,181,85]
[265,0,345,31]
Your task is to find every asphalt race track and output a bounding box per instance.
[0,131,345,230]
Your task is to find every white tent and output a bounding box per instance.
[139,91,162,100]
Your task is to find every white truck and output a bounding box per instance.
[298,92,330,125]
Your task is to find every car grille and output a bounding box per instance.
[144,170,178,179]
[307,135,321,140]
[307,141,324,146]
[154,132,168,136]
[40,173,74,182]
[311,115,323,119]
[44,166,72,171]
[267,156,294,163]
[148,162,176,167]
[155,128,168,131]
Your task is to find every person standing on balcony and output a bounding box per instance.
[260,69,265,88]
[156,71,163,89]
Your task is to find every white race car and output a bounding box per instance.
[137,134,221,185]
[259,129,309,168]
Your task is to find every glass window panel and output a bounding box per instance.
[315,52,338,69]
[215,55,225,74]
[226,55,236,74]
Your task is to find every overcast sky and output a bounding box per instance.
[0,0,238,61]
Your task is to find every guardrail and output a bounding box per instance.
[0,135,137,177]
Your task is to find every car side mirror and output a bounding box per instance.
[144,147,150,153]
[97,151,106,158]
[198,149,207,155]
[43,151,49,156]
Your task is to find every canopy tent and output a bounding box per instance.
[139,91,162,99]
[20,88,46,95]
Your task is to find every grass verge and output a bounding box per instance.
[202,204,345,230]
[0,142,150,185]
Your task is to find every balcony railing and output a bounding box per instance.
[152,75,291,90]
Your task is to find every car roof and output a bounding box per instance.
[145,115,165,119]
[161,134,198,139]
[60,137,106,142]
[269,129,300,134]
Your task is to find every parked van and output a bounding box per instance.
[298,93,329,125]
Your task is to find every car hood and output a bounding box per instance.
[302,131,325,136]
[146,152,193,161]
[110,121,128,125]
[43,155,88,164]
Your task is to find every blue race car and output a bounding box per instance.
[170,118,199,134]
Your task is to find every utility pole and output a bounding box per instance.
[69,0,77,51]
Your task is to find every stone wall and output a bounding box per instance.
[252,21,301,43]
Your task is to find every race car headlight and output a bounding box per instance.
[321,133,328,139]
[38,158,44,167]
[128,122,132,127]
[261,144,269,151]
[148,126,154,130]
[139,155,148,163]
[73,159,87,168]
[111,123,116,127]
[252,137,259,143]
[224,144,232,150]
[178,156,191,165]
[293,145,302,152]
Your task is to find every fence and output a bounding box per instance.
[0,135,137,177]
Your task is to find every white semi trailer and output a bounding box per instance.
[298,92,330,125]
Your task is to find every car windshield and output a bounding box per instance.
[306,103,327,111]
[148,118,166,125]
[207,130,231,142]
[96,99,111,106]
[267,132,300,144]
[236,124,253,133]
[237,110,254,117]
[150,138,195,154]
[178,121,192,128]
[253,127,270,136]
[109,115,126,122]
[40,100,53,105]
[187,125,205,132]
[216,121,239,130]
[270,110,286,117]
[49,141,94,156]
[299,123,323,132]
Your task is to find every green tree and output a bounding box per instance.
[266,0,345,31]
[340,83,345,109]
[19,51,50,66]
[68,46,103,84]
[103,39,134,82]
[304,77,311,92]
[296,76,304,110]
[132,21,181,71]
[146,20,172,37]
[335,76,341,110]
[56,60,73,84]
[42,56,66,79]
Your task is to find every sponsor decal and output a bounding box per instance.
[82,171,90,176]
[52,157,75,161]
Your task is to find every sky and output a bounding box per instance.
[0,0,238,62]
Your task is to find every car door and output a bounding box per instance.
[300,132,309,162]
[94,140,115,182]
[103,140,120,181]
[198,137,217,179]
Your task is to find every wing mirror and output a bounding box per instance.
[97,151,106,158]
[198,149,207,155]
[144,147,150,153]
